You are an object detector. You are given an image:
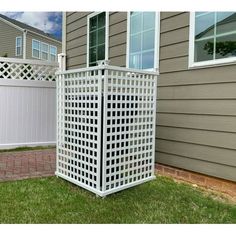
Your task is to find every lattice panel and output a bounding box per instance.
[56,70,102,194]
[56,65,157,196]
[102,69,157,194]
[0,60,58,81]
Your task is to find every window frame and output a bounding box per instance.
[49,45,57,62]
[32,39,41,59]
[87,11,109,67]
[15,36,22,56]
[189,12,236,69]
[126,12,160,72]
[41,42,49,61]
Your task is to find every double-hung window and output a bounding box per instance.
[50,46,57,62]
[127,12,159,71]
[87,12,108,67]
[189,12,236,67]
[16,36,22,56]
[32,39,40,59]
[41,42,49,60]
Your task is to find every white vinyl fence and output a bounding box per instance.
[56,62,158,196]
[0,57,58,149]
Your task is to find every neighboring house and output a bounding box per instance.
[63,11,236,182]
[0,14,62,61]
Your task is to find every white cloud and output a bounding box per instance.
[1,12,61,35]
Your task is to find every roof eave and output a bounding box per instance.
[26,29,62,44]
[0,16,24,32]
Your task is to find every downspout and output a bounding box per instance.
[62,12,66,54]
[23,29,27,59]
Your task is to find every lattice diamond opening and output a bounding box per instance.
[56,64,157,196]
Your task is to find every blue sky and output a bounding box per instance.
[1,12,62,40]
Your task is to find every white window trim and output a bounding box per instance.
[15,36,22,56]
[50,45,57,62]
[126,12,160,72]
[41,42,49,61]
[87,12,109,67]
[32,39,41,59]
[189,12,236,69]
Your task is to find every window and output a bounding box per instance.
[87,12,108,67]
[32,39,40,59]
[16,36,22,56]
[127,12,159,70]
[189,12,236,68]
[32,39,57,61]
[50,46,57,62]
[41,42,49,60]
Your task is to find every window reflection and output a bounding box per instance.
[129,12,156,70]
[194,12,236,62]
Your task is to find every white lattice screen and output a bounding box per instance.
[56,64,158,196]
[0,57,58,81]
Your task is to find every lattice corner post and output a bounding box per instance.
[56,64,158,197]
[58,53,66,72]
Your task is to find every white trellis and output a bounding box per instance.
[56,62,158,196]
[0,57,58,81]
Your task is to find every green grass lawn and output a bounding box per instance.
[0,176,235,223]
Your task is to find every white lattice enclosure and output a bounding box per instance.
[0,57,58,81]
[56,63,158,196]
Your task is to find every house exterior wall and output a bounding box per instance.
[0,20,23,58]
[26,31,62,60]
[158,12,236,182]
[64,11,236,182]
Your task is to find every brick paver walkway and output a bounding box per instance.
[0,148,56,182]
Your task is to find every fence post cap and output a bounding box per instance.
[97,60,110,66]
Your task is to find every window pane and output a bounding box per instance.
[33,40,40,50]
[89,47,97,63]
[98,28,105,45]
[129,12,156,70]
[97,45,105,60]
[216,12,236,35]
[98,12,105,28]
[16,37,22,46]
[142,51,154,69]
[129,53,141,69]
[130,33,141,53]
[142,30,155,51]
[89,12,106,67]
[41,43,48,52]
[33,49,40,58]
[50,46,57,55]
[143,12,155,30]
[194,38,214,62]
[42,52,48,60]
[51,55,56,62]
[130,13,142,34]
[215,33,236,59]
[17,47,21,55]
[89,31,97,47]
[195,12,215,39]
[90,16,97,31]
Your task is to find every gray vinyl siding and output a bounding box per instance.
[0,20,23,58]
[26,31,62,60]
[66,12,127,69]
[157,12,236,181]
